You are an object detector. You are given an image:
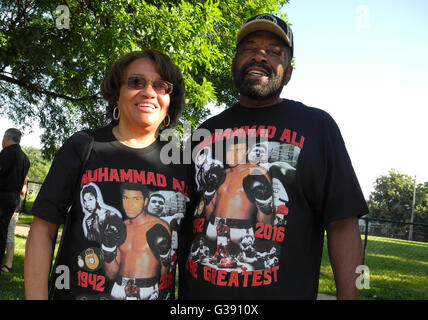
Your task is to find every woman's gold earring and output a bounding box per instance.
[113,106,120,120]
[163,114,170,127]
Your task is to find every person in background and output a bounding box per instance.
[0,128,30,274]
[1,175,28,273]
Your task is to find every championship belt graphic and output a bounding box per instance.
[84,248,100,270]
[78,247,102,271]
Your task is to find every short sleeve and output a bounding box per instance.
[31,132,89,224]
[320,113,368,226]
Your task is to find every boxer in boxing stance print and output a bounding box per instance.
[101,182,171,300]
[197,139,276,265]
[81,183,123,243]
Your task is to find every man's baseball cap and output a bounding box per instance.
[236,13,294,57]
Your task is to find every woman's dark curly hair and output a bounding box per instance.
[101,50,185,128]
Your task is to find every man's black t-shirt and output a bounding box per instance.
[32,125,192,300]
[178,99,368,299]
[0,143,30,193]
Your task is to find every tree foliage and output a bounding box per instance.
[369,169,428,225]
[22,145,52,182]
[0,0,289,158]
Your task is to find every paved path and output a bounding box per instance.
[15,223,32,238]
[15,223,336,300]
[316,293,337,300]
[15,223,62,242]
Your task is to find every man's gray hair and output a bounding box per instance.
[4,128,22,144]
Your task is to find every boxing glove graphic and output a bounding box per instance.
[243,172,275,215]
[147,224,171,266]
[101,215,127,263]
[204,164,226,192]
[199,162,226,204]
[268,162,296,185]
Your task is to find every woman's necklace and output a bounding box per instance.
[113,126,154,148]
[113,127,135,148]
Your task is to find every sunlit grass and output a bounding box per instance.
[319,235,428,299]
[0,236,26,300]
[17,212,34,225]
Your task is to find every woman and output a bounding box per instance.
[24,50,191,300]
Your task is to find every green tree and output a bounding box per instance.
[368,169,428,238]
[413,182,428,241]
[22,146,52,182]
[1,0,289,158]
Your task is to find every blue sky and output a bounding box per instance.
[280,0,428,198]
[1,0,427,198]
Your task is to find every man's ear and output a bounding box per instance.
[284,64,293,86]
[231,55,237,74]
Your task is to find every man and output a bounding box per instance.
[80,183,122,243]
[191,238,211,263]
[102,183,172,299]
[202,140,275,249]
[0,128,30,270]
[179,14,368,300]
[147,193,166,216]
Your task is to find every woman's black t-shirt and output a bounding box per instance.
[32,125,192,300]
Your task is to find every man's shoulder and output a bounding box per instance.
[5,144,30,163]
[196,103,242,129]
[282,99,340,130]
[282,99,331,118]
[196,99,335,130]
[197,113,227,130]
[0,143,18,154]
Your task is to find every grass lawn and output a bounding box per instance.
[17,212,34,225]
[319,235,428,300]
[0,236,26,300]
[2,232,427,300]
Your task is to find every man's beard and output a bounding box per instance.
[233,61,285,101]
